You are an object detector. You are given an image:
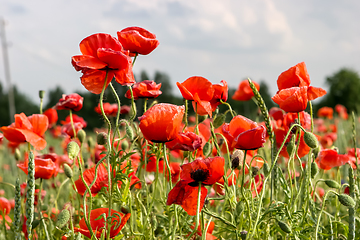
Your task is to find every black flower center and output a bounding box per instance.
[189,169,209,186]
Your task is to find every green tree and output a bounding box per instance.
[317,68,360,113]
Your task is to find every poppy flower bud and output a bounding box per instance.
[67,141,80,160]
[63,164,73,179]
[311,162,319,179]
[313,145,321,159]
[338,193,356,208]
[286,135,296,156]
[97,132,108,145]
[231,150,244,169]
[121,206,130,214]
[213,113,226,129]
[38,90,45,99]
[203,142,211,157]
[304,131,319,149]
[121,140,129,151]
[40,204,48,212]
[32,219,40,230]
[252,166,260,177]
[77,129,86,144]
[87,137,95,149]
[15,149,21,161]
[278,220,292,233]
[126,125,134,140]
[240,230,248,240]
[198,115,208,123]
[324,179,340,189]
[56,209,70,228]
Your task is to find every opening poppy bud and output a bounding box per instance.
[311,162,319,179]
[240,230,248,240]
[121,140,129,151]
[198,114,208,123]
[231,150,244,169]
[32,219,41,230]
[304,132,319,149]
[77,129,86,144]
[213,113,226,129]
[126,124,134,140]
[15,149,21,161]
[252,166,260,177]
[38,90,45,99]
[338,193,356,208]
[203,142,212,157]
[286,135,296,156]
[67,141,80,160]
[97,132,108,145]
[278,220,292,233]
[263,162,270,176]
[63,164,73,179]
[56,209,70,228]
[324,179,340,189]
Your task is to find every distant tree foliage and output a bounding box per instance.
[317,68,360,113]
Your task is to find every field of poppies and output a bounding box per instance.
[0,27,359,240]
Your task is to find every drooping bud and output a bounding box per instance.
[31,219,40,230]
[338,194,356,208]
[263,162,270,176]
[67,141,80,160]
[304,131,319,149]
[63,164,73,179]
[15,149,21,161]
[96,132,108,145]
[87,136,95,149]
[77,129,86,144]
[213,114,226,129]
[286,135,296,156]
[203,142,212,157]
[198,115,208,123]
[251,166,260,177]
[126,124,134,140]
[324,179,340,189]
[311,162,319,179]
[278,220,292,233]
[121,140,129,151]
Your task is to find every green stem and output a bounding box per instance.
[315,190,337,240]
[187,182,203,240]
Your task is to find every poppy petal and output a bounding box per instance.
[80,69,114,94]
[28,114,49,137]
[79,33,123,57]
[71,55,107,70]
[97,48,130,70]
[307,86,327,100]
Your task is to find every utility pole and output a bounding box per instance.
[0,17,16,123]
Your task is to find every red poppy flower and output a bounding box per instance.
[55,93,84,112]
[74,208,130,239]
[74,163,108,196]
[120,105,131,115]
[316,149,355,170]
[335,104,348,120]
[166,157,224,215]
[17,155,57,179]
[72,33,135,94]
[165,162,181,183]
[61,114,87,128]
[139,103,185,143]
[0,197,10,215]
[347,148,360,158]
[61,122,84,138]
[117,27,159,55]
[125,80,162,100]
[0,113,48,150]
[180,157,224,186]
[167,180,208,216]
[272,62,326,112]
[317,107,333,119]
[282,111,311,131]
[193,80,228,116]
[320,132,337,148]
[143,154,164,173]
[43,108,58,127]
[232,79,260,101]
[190,221,216,240]
[222,115,266,150]
[94,102,118,117]
[166,132,202,152]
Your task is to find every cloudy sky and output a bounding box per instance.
[1,0,360,103]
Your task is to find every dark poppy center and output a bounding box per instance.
[189,169,209,186]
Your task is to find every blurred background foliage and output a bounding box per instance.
[0,67,359,130]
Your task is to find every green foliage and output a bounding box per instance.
[317,68,360,113]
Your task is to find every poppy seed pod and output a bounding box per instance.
[96,132,108,145]
[251,166,260,177]
[67,141,80,160]
[337,194,356,208]
[304,131,319,149]
[231,150,244,169]
[38,90,45,99]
